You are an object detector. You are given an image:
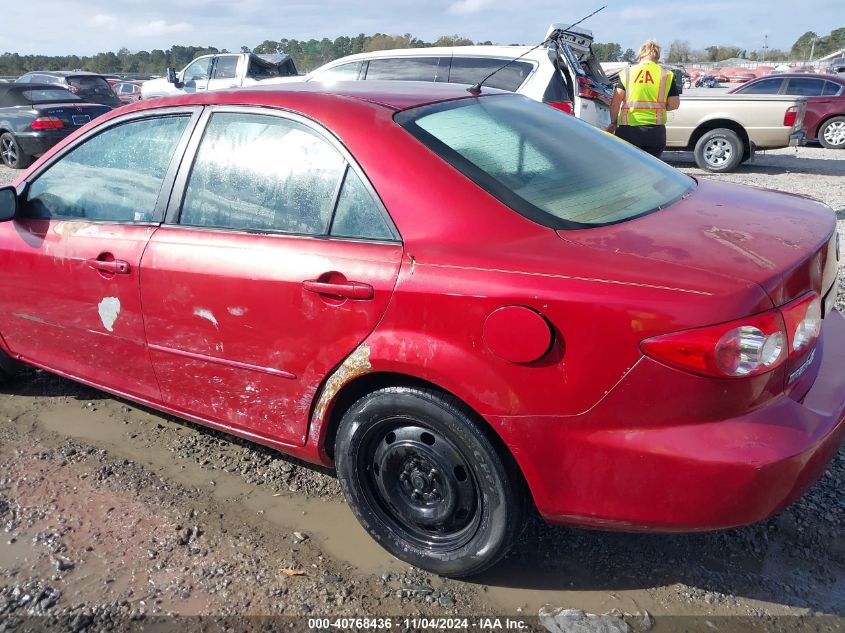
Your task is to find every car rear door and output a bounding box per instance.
[139,107,402,446]
[207,55,242,90]
[0,108,200,400]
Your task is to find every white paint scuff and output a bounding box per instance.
[227,307,247,317]
[193,308,219,329]
[97,297,121,332]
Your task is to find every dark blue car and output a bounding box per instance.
[0,84,111,169]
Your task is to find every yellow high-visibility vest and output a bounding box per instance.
[617,61,674,126]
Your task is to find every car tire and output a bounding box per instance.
[818,117,845,149]
[335,386,524,577]
[0,133,32,170]
[694,128,744,173]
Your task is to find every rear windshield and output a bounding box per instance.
[397,95,694,229]
[23,88,81,103]
[67,76,112,93]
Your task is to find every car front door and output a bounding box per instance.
[181,57,212,93]
[139,108,402,446]
[0,109,198,401]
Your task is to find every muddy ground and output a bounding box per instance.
[0,147,843,632]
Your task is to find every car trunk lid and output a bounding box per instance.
[36,102,112,130]
[557,179,838,308]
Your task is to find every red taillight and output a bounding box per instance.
[31,117,64,130]
[548,101,574,114]
[641,293,823,380]
[641,311,786,379]
[577,76,602,100]
[780,293,821,356]
[783,106,798,127]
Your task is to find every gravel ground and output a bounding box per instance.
[0,146,843,632]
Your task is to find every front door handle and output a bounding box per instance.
[87,258,131,274]
[303,279,374,300]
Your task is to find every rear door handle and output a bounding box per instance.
[87,258,131,274]
[303,279,374,300]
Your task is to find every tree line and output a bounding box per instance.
[0,27,841,77]
[0,34,491,76]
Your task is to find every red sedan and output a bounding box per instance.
[0,82,842,577]
[730,73,845,148]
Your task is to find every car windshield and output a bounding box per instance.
[23,88,81,103]
[396,95,694,229]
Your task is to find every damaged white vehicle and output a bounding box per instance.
[141,53,299,100]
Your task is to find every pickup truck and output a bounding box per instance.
[141,53,299,100]
[666,94,807,172]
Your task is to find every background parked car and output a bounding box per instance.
[141,53,299,100]
[730,74,845,148]
[112,81,144,105]
[304,24,614,129]
[825,57,845,76]
[15,71,120,108]
[0,83,110,168]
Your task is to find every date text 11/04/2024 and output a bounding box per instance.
[307,617,528,630]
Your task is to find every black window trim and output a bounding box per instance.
[164,104,402,244]
[17,106,204,226]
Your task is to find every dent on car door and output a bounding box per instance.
[0,110,198,400]
[139,109,402,446]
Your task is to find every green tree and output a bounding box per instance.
[591,42,622,62]
[666,40,692,63]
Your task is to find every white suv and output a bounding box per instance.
[303,25,614,129]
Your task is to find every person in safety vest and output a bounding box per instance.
[607,39,680,158]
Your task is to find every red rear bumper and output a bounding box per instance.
[493,309,845,531]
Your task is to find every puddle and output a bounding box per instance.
[477,558,657,615]
[35,405,398,574]
[0,535,42,571]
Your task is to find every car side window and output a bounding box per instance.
[737,78,783,94]
[183,58,211,82]
[330,168,393,240]
[16,75,31,84]
[785,78,825,96]
[212,56,239,80]
[312,62,361,81]
[449,58,534,92]
[179,112,345,235]
[25,116,190,222]
[365,58,444,82]
[823,81,842,96]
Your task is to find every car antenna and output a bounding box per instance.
[467,5,607,95]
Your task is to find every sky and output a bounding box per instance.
[2,0,843,57]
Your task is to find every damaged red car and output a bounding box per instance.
[0,82,842,577]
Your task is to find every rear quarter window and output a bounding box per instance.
[448,58,534,92]
[364,58,446,82]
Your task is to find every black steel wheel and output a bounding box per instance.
[335,386,524,577]
[0,133,31,170]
